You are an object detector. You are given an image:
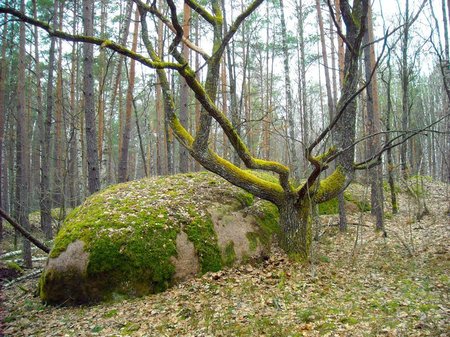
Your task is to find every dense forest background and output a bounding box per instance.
[0,0,448,257]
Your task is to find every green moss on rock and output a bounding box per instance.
[183,208,222,273]
[41,172,280,305]
[318,198,339,215]
[223,242,237,267]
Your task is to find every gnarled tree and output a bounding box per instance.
[0,0,370,259]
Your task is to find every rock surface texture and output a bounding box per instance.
[39,172,279,304]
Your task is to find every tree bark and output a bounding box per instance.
[363,3,384,231]
[0,3,8,246]
[278,199,312,260]
[16,0,32,268]
[179,3,191,173]
[382,50,399,214]
[68,2,80,208]
[53,0,65,208]
[97,0,107,167]
[83,0,100,194]
[118,8,140,183]
[107,0,133,182]
[30,0,43,212]
[315,0,335,120]
[335,0,345,87]
[40,0,59,240]
[333,0,369,231]
[400,0,410,178]
[280,0,300,180]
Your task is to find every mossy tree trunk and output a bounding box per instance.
[278,199,312,259]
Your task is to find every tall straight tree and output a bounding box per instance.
[118,8,140,183]
[400,0,411,178]
[83,0,100,194]
[222,1,240,167]
[16,0,31,267]
[179,2,191,173]
[335,0,345,87]
[31,0,43,209]
[279,0,300,180]
[295,0,308,160]
[68,1,80,207]
[363,2,384,231]
[333,0,368,231]
[107,0,133,183]
[97,0,107,167]
[54,0,65,208]
[382,48,399,214]
[0,3,8,245]
[315,0,334,120]
[40,0,59,240]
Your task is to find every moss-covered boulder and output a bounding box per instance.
[40,172,279,305]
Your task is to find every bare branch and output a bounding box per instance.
[133,0,210,60]
[0,207,50,254]
[166,0,184,53]
[354,113,450,170]
[307,28,388,157]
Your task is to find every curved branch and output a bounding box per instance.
[133,0,210,60]
[139,7,286,203]
[185,0,216,26]
[0,6,182,71]
[178,65,291,191]
[166,0,184,53]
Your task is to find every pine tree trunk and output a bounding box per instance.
[383,53,399,214]
[363,3,384,231]
[279,0,300,180]
[221,58,228,160]
[156,0,167,175]
[16,0,31,268]
[83,0,100,194]
[335,0,345,87]
[54,4,64,208]
[31,0,43,210]
[68,4,79,208]
[118,8,139,183]
[400,0,410,178]
[40,0,59,240]
[179,3,191,173]
[107,0,133,182]
[315,0,334,120]
[97,0,107,167]
[0,6,8,245]
[295,0,308,166]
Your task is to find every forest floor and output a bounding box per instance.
[1,179,449,337]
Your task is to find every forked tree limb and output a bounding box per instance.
[0,207,50,254]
